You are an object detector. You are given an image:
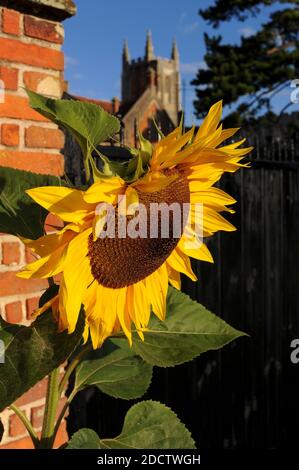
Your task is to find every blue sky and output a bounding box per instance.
[63,0,296,126]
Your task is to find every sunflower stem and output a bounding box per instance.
[40,368,60,449]
[58,344,92,396]
[52,388,77,445]
[46,344,92,446]
[9,404,39,448]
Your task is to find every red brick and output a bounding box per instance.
[9,413,27,437]
[30,404,44,429]
[26,296,39,319]
[2,9,20,36]
[25,126,64,149]
[54,419,68,448]
[0,95,49,121]
[5,301,23,323]
[0,150,64,175]
[2,242,20,265]
[1,123,19,147]
[24,16,63,44]
[0,421,68,447]
[0,271,47,296]
[0,37,64,70]
[25,246,37,264]
[15,378,47,407]
[23,71,62,95]
[45,213,64,232]
[53,273,62,284]
[0,436,34,449]
[0,66,18,90]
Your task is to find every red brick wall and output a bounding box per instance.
[0,4,71,448]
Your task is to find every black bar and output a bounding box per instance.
[0,449,297,468]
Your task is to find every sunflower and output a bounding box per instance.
[18,101,252,348]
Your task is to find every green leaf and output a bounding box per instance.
[66,428,101,449]
[138,131,153,160]
[132,287,246,367]
[0,311,84,411]
[67,401,196,449]
[74,339,152,400]
[27,90,120,179]
[0,167,66,239]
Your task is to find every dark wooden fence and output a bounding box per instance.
[66,132,299,449]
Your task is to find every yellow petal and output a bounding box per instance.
[83,177,125,204]
[57,276,69,331]
[157,127,195,168]
[134,171,178,193]
[195,100,222,141]
[166,246,197,281]
[118,186,139,216]
[82,321,90,344]
[31,294,59,319]
[85,283,120,348]
[93,285,118,347]
[115,287,132,345]
[83,279,97,317]
[27,186,94,223]
[89,321,100,349]
[126,284,142,332]
[178,234,214,263]
[203,207,236,233]
[190,186,236,207]
[18,231,75,279]
[151,126,182,167]
[145,263,168,320]
[212,127,240,147]
[21,232,64,258]
[126,282,149,339]
[92,211,109,241]
[166,264,181,290]
[62,228,93,333]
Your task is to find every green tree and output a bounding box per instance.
[192,0,299,125]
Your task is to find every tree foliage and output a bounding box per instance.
[192,0,299,125]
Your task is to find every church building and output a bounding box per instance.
[71,31,181,146]
[120,31,181,145]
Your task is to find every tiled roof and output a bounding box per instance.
[73,94,114,113]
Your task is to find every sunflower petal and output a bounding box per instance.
[115,287,132,345]
[145,263,168,320]
[83,177,125,204]
[178,234,214,263]
[167,264,181,290]
[166,246,197,281]
[62,228,93,333]
[18,231,75,279]
[27,186,94,223]
[195,100,222,141]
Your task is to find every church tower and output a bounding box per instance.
[121,32,181,127]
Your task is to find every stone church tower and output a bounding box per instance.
[120,31,181,144]
[64,32,181,148]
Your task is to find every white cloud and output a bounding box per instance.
[180,61,207,75]
[239,27,256,38]
[65,55,79,67]
[183,22,199,34]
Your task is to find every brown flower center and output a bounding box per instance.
[88,172,190,288]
